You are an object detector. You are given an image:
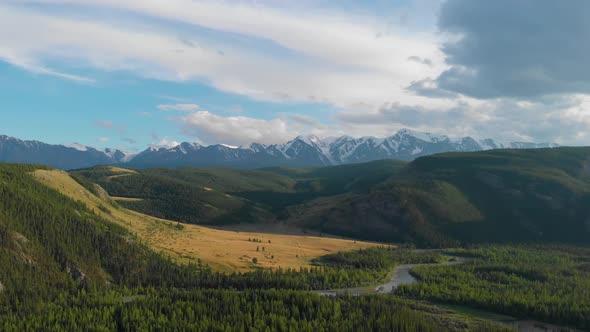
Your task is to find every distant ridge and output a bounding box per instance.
[0,130,558,169]
[124,129,559,168]
[0,135,128,170]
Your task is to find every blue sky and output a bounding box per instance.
[0,59,337,151]
[2,0,590,151]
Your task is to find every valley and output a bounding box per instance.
[0,164,512,330]
[314,246,590,331]
[71,147,590,247]
[2,147,590,331]
[33,168,378,272]
[2,2,586,330]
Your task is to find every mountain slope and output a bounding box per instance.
[70,160,407,225]
[0,164,202,310]
[33,167,379,272]
[287,147,590,246]
[0,135,128,169]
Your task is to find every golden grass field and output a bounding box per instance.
[107,166,137,174]
[33,169,380,272]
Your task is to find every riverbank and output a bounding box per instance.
[318,250,585,332]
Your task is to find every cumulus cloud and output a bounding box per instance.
[288,114,321,127]
[407,78,459,99]
[157,103,200,112]
[150,138,180,149]
[335,102,478,139]
[407,56,433,67]
[338,102,471,127]
[177,111,297,146]
[336,96,590,144]
[151,95,590,145]
[164,95,590,146]
[435,0,590,99]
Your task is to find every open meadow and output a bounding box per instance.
[33,169,379,272]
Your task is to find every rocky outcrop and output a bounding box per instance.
[65,262,87,282]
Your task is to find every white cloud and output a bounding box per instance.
[167,95,590,146]
[157,103,200,112]
[98,137,110,142]
[4,1,589,145]
[0,51,94,83]
[0,1,445,109]
[178,111,295,146]
[334,96,590,145]
[151,138,180,149]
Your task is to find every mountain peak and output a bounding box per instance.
[394,128,449,143]
[65,143,89,152]
[293,134,323,146]
[175,142,202,153]
[244,143,267,152]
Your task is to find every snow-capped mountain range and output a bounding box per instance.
[0,135,129,170]
[0,130,559,170]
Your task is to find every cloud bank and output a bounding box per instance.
[3,0,590,146]
[435,0,590,99]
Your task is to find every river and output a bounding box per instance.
[317,256,584,332]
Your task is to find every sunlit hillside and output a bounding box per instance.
[33,169,378,272]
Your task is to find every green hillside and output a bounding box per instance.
[0,164,205,310]
[290,147,590,246]
[70,160,406,224]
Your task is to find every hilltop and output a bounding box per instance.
[289,147,590,246]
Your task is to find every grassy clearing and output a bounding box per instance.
[111,196,143,202]
[105,167,138,180]
[33,169,379,272]
[107,166,137,174]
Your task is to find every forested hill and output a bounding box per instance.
[290,147,590,246]
[73,147,590,247]
[0,163,510,331]
[70,160,406,225]
[0,164,195,302]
